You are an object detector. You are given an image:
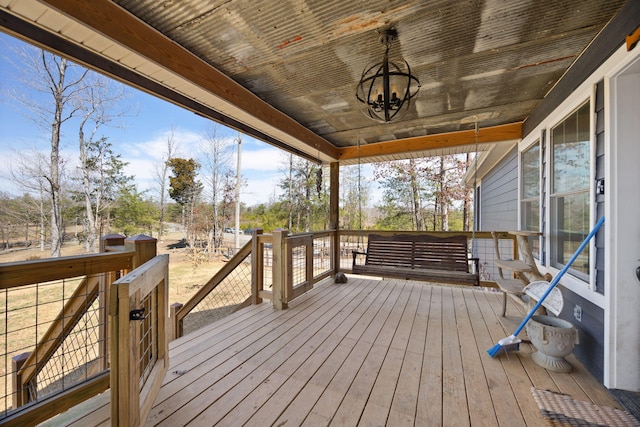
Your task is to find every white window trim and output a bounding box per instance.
[518,79,606,309]
[518,138,541,258]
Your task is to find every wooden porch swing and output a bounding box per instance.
[349,126,480,287]
[352,233,480,285]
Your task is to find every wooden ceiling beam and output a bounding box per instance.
[40,0,340,160]
[338,122,522,161]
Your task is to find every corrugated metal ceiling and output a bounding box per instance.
[0,0,630,162]
[112,0,625,149]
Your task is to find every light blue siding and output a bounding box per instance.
[480,146,518,231]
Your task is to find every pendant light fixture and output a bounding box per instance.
[356,28,421,123]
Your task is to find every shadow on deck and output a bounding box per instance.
[43,277,623,426]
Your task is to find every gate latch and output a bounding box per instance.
[129,308,146,321]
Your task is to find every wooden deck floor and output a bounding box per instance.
[47,277,622,426]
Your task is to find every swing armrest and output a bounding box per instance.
[352,250,367,268]
[469,257,480,275]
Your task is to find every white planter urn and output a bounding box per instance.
[526,315,579,372]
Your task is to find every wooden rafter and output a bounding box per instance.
[338,122,522,162]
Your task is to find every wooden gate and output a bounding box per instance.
[109,254,169,427]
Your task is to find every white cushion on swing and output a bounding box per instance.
[523,280,564,316]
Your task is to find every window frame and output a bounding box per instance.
[520,140,541,259]
[549,100,592,282]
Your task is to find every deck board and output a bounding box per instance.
[40,277,624,426]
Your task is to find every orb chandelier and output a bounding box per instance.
[356,28,420,123]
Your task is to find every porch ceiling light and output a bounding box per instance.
[356,28,421,123]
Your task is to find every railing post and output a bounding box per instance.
[124,234,157,269]
[100,234,126,253]
[330,162,340,275]
[170,302,184,340]
[305,237,314,286]
[272,229,288,310]
[109,255,169,427]
[12,352,30,408]
[251,228,264,305]
[99,234,126,372]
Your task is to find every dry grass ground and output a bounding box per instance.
[0,230,230,305]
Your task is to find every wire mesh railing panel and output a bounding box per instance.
[34,298,105,401]
[339,234,368,271]
[0,276,107,417]
[262,246,273,291]
[138,290,158,388]
[482,237,515,281]
[182,257,252,336]
[312,235,332,278]
[290,245,307,288]
[471,237,503,282]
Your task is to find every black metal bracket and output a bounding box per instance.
[129,308,146,321]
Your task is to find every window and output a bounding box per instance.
[521,141,540,257]
[550,102,591,279]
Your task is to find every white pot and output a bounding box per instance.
[526,315,578,372]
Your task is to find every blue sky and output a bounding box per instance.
[0,32,292,206]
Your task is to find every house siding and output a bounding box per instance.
[558,287,605,382]
[480,146,518,231]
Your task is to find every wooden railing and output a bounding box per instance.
[170,229,516,340]
[171,229,336,338]
[109,254,169,427]
[0,234,157,427]
[170,238,254,339]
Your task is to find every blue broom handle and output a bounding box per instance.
[513,216,605,337]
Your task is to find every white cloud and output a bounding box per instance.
[121,128,203,162]
[243,172,282,205]
[241,147,284,172]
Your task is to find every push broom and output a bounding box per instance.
[487,216,605,358]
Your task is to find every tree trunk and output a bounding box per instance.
[408,159,424,231]
[39,181,46,251]
[79,127,98,252]
[49,119,63,257]
[48,56,69,257]
[463,153,472,231]
[288,154,293,230]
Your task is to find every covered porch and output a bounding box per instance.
[45,277,621,426]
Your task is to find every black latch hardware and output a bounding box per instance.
[597,178,605,195]
[129,308,146,321]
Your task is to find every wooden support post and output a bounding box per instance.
[110,255,169,427]
[99,234,125,371]
[11,352,30,408]
[100,234,126,253]
[251,228,264,305]
[330,162,339,275]
[124,234,157,269]
[305,237,314,287]
[170,302,183,341]
[272,229,288,310]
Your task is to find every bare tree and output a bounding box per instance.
[154,127,178,239]
[11,150,53,250]
[76,74,129,251]
[7,47,88,256]
[200,124,233,254]
[338,163,369,231]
